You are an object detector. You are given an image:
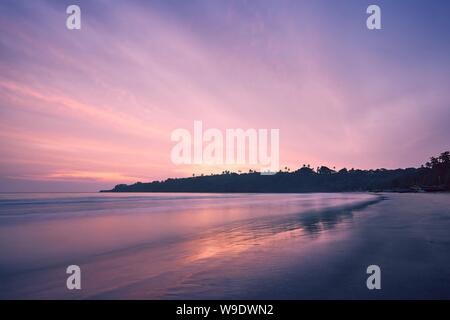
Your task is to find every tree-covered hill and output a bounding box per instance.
[102,152,450,193]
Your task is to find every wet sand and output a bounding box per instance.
[0,192,449,299]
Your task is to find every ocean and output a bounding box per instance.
[0,192,449,299]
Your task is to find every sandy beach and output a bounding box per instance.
[1,192,449,299]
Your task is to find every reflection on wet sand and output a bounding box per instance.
[0,193,381,299]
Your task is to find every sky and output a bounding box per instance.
[0,0,449,192]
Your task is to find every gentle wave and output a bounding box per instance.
[0,192,382,299]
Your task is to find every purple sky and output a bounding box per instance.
[0,0,449,192]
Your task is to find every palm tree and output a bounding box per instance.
[439,151,450,164]
[430,157,439,169]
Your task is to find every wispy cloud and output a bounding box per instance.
[1,0,450,191]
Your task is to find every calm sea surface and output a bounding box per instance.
[1,192,449,299]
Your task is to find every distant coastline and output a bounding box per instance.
[101,152,450,193]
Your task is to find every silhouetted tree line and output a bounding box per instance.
[103,151,450,193]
